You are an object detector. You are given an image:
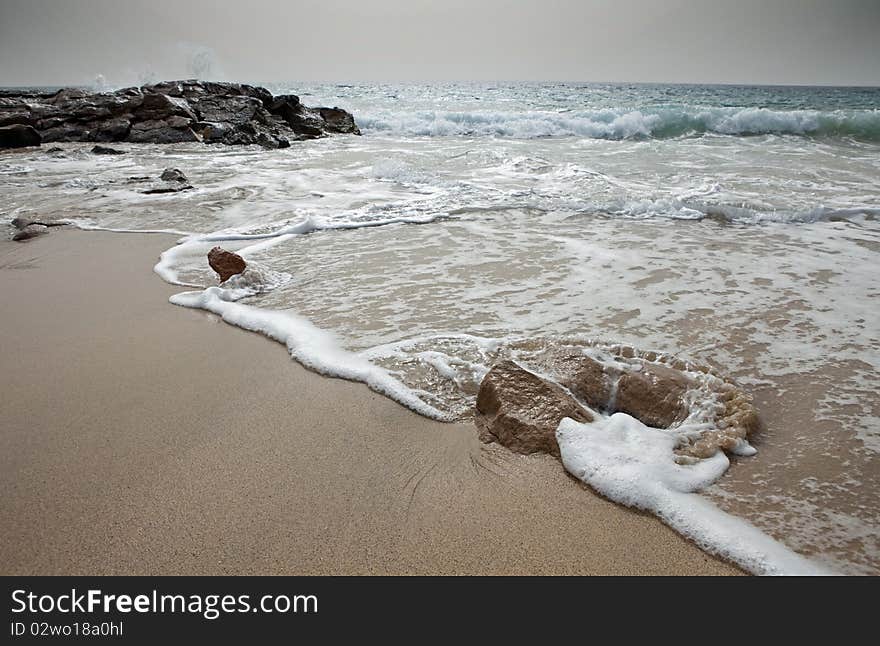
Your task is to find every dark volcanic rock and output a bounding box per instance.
[319,107,361,135]
[475,360,592,456]
[91,145,125,155]
[128,120,201,144]
[208,246,247,282]
[0,124,41,148]
[0,81,360,149]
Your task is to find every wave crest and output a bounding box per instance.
[358,106,880,141]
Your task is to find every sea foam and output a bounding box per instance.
[556,415,831,575]
[358,107,880,141]
[169,287,449,421]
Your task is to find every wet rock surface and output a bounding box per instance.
[208,246,247,283]
[0,80,360,149]
[475,343,761,462]
[475,360,592,456]
[563,355,690,429]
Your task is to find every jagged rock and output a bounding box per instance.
[319,107,361,135]
[0,81,360,149]
[475,360,592,456]
[0,112,34,128]
[0,124,41,148]
[133,92,197,122]
[12,224,49,241]
[91,145,125,155]
[195,121,233,143]
[128,121,201,144]
[41,123,91,143]
[207,246,247,283]
[94,118,131,142]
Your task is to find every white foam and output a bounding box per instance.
[169,287,449,421]
[357,106,880,141]
[556,415,832,575]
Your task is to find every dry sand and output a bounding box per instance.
[0,229,740,575]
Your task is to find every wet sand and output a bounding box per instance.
[0,228,740,575]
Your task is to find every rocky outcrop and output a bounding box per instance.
[208,247,247,282]
[475,360,592,456]
[0,80,360,149]
[0,124,41,148]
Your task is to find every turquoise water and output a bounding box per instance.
[276,82,880,140]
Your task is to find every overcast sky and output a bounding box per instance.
[1,0,878,86]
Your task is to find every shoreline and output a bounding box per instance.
[0,228,741,575]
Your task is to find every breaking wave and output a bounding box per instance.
[359,106,880,141]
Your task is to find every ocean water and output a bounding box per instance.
[2,82,879,574]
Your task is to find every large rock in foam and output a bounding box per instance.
[208,247,247,283]
[476,350,761,461]
[475,360,592,456]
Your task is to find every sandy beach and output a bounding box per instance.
[0,228,740,575]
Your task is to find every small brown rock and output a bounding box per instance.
[475,360,592,456]
[207,246,246,283]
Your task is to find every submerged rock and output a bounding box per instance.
[475,360,592,456]
[0,81,360,149]
[0,124,41,148]
[91,144,125,155]
[160,167,188,182]
[208,246,247,283]
[140,167,194,194]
